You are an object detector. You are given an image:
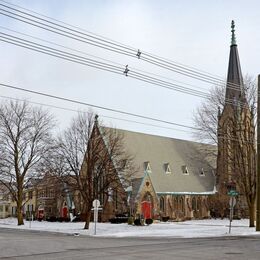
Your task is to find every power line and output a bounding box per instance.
[1,25,211,92]
[0,1,136,52]
[0,94,255,145]
[0,31,250,108]
[0,0,136,51]
[0,3,251,106]
[0,82,201,131]
[0,32,124,74]
[0,32,210,99]
[0,94,192,134]
[0,7,137,57]
[1,26,125,67]
[0,1,245,92]
[0,1,254,145]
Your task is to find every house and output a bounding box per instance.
[0,184,11,219]
[30,175,81,221]
[5,176,75,221]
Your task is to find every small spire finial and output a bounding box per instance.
[231,20,236,45]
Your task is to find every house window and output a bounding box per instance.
[12,206,16,216]
[38,190,46,198]
[144,161,152,173]
[164,163,171,174]
[182,165,189,175]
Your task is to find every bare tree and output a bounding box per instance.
[193,77,256,143]
[193,77,257,226]
[234,111,256,226]
[193,84,225,145]
[56,111,135,229]
[0,100,55,225]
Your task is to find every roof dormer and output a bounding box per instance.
[144,161,152,173]
[163,163,171,174]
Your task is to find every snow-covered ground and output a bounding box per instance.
[0,218,260,238]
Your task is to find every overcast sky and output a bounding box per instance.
[0,0,260,141]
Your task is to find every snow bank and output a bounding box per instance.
[0,218,259,238]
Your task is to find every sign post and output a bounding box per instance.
[257,75,260,231]
[228,191,237,234]
[92,199,101,235]
[29,205,33,228]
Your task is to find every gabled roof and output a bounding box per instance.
[112,128,216,194]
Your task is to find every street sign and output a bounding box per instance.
[228,190,239,196]
[92,199,100,208]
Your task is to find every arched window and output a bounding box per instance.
[160,197,165,212]
[192,197,197,211]
[173,197,177,209]
[179,197,184,212]
[197,197,201,211]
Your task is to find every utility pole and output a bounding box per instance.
[256,75,260,231]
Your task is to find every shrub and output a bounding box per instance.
[128,216,134,225]
[145,218,153,225]
[46,216,57,222]
[109,216,128,224]
[57,217,63,222]
[134,218,142,226]
[64,217,70,222]
[161,216,169,222]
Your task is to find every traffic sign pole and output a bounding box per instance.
[92,199,101,235]
[229,197,236,234]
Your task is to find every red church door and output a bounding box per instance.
[141,201,152,219]
[62,207,68,218]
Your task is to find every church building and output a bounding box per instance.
[216,21,256,218]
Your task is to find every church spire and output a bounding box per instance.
[225,20,244,106]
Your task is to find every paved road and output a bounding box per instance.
[1,228,260,259]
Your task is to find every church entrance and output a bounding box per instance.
[61,202,68,218]
[141,192,154,219]
[141,201,152,219]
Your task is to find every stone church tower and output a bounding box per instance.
[216,21,255,217]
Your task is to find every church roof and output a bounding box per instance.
[225,20,245,105]
[112,128,216,195]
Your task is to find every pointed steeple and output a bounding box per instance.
[225,20,244,106]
